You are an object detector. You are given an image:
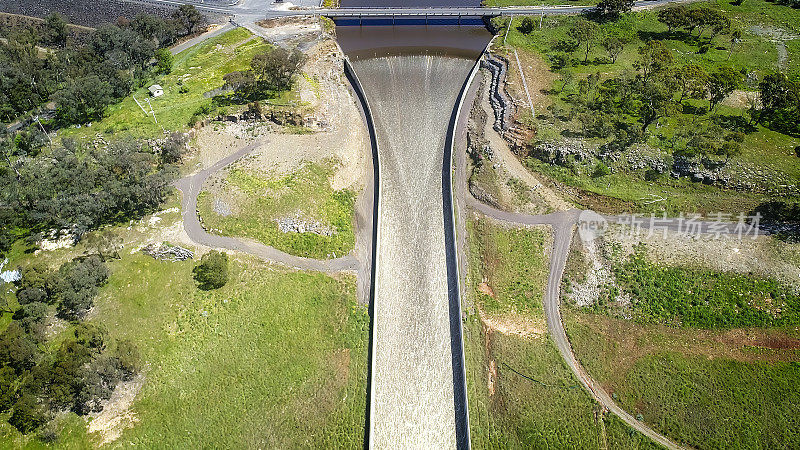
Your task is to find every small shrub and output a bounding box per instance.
[592,162,612,178]
[193,250,229,290]
[154,48,173,75]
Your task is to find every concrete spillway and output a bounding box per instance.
[350,54,476,448]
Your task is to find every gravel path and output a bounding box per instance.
[175,140,360,272]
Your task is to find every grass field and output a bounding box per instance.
[94,254,368,448]
[0,205,367,447]
[60,28,296,141]
[498,0,800,214]
[566,310,800,449]
[198,160,356,259]
[464,218,657,448]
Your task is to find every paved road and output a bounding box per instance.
[175,141,360,273]
[170,22,236,54]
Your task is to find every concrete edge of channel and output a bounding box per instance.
[342,55,381,450]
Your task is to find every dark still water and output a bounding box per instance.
[336,25,491,59]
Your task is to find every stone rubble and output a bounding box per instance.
[275,215,334,236]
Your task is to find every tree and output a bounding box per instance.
[0,366,16,412]
[568,19,600,64]
[657,6,689,33]
[192,250,228,290]
[596,0,634,19]
[13,302,48,340]
[131,13,176,47]
[676,64,708,103]
[84,230,123,261]
[51,256,109,320]
[727,29,743,61]
[172,5,205,36]
[42,13,68,48]
[250,47,305,92]
[635,40,674,82]
[223,70,257,100]
[707,66,742,112]
[0,322,38,373]
[708,14,731,40]
[638,78,678,131]
[518,17,535,35]
[154,48,173,75]
[592,162,612,178]
[715,140,741,162]
[757,72,799,134]
[602,35,625,63]
[8,393,46,434]
[53,75,113,125]
[558,68,575,94]
[74,322,108,352]
[159,132,187,164]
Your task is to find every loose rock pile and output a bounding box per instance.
[276,216,333,236]
[530,140,593,166]
[142,243,194,261]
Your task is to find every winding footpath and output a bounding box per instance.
[174,140,359,273]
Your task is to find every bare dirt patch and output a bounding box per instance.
[478,306,546,339]
[721,90,759,109]
[478,281,495,298]
[472,71,570,214]
[87,374,145,446]
[572,312,800,381]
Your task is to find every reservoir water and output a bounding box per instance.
[338,23,491,448]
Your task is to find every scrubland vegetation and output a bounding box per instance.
[608,243,800,328]
[0,10,355,445]
[499,0,800,214]
[1,7,206,127]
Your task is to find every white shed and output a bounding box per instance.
[148,84,164,97]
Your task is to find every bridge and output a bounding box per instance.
[125,0,683,20]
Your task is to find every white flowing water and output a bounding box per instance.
[352,54,475,448]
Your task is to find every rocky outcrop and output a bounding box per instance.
[480,54,514,133]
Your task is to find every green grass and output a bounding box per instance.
[566,311,800,449]
[609,244,800,328]
[468,218,550,316]
[524,156,770,215]
[465,317,658,449]
[465,218,657,448]
[93,253,367,448]
[0,235,367,447]
[60,28,296,140]
[198,161,356,259]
